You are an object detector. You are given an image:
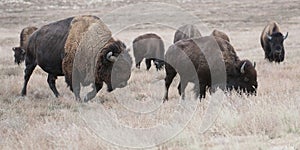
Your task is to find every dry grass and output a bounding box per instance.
[1,0,300,149]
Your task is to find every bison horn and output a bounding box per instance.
[283,32,288,40]
[240,62,246,74]
[106,52,117,62]
[253,61,256,68]
[266,33,272,40]
[21,48,25,54]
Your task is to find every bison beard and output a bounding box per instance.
[163,36,258,102]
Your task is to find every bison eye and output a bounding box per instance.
[244,77,249,82]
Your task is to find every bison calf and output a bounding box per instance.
[12,26,38,65]
[260,21,288,63]
[133,33,165,71]
[164,36,257,102]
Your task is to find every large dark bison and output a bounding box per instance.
[17,15,132,102]
[173,24,202,43]
[260,21,288,63]
[211,29,230,42]
[132,33,165,70]
[12,26,38,65]
[163,36,257,101]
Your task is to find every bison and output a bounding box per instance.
[12,26,38,65]
[63,15,132,101]
[173,24,202,43]
[211,29,230,42]
[18,15,132,102]
[132,33,165,70]
[260,21,288,63]
[163,36,257,101]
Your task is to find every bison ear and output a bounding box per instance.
[106,51,117,62]
[283,32,288,40]
[266,33,272,41]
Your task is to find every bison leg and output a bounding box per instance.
[64,72,73,91]
[84,82,103,102]
[199,84,207,101]
[163,63,177,102]
[136,60,142,69]
[135,55,143,69]
[21,60,37,96]
[145,58,152,70]
[47,74,60,97]
[73,84,81,101]
[177,79,188,100]
[72,71,81,101]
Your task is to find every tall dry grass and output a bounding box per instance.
[0,49,299,149]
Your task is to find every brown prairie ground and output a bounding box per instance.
[0,0,300,149]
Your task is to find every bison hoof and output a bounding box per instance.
[21,90,26,96]
[55,93,60,98]
[163,98,168,103]
[75,97,82,102]
[84,96,91,103]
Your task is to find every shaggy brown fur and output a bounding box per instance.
[62,15,132,101]
[62,15,109,90]
[164,36,257,101]
[211,29,230,42]
[173,24,202,43]
[94,39,132,91]
[12,26,38,65]
[260,21,288,63]
[133,33,165,70]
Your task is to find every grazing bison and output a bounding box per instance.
[132,33,165,70]
[12,26,38,65]
[211,29,230,42]
[163,36,257,101]
[173,24,202,43]
[19,15,132,101]
[260,21,288,63]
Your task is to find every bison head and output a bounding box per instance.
[266,32,288,63]
[227,60,258,95]
[102,40,132,92]
[12,47,25,65]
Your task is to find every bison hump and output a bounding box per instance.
[63,15,112,84]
